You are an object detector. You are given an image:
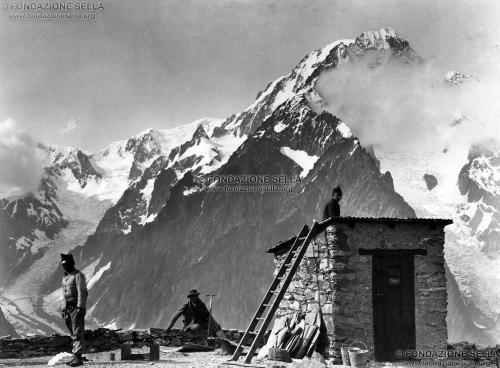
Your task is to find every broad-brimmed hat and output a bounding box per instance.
[187,289,200,298]
[60,253,75,264]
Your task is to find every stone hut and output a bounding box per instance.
[267,217,452,362]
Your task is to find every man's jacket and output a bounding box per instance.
[322,198,340,220]
[62,269,88,308]
[166,300,219,331]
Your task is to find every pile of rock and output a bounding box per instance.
[0,335,72,359]
[147,328,249,347]
[0,327,247,359]
[446,342,500,367]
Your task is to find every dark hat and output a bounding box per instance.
[60,253,75,264]
[332,185,342,197]
[187,289,200,298]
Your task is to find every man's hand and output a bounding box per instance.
[76,307,86,318]
[61,308,67,320]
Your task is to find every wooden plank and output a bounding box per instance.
[359,248,427,256]
[220,361,266,368]
[284,319,305,356]
[295,325,318,358]
[305,328,321,357]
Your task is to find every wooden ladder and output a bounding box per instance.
[230,221,320,364]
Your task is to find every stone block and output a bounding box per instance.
[322,303,333,314]
[149,344,160,361]
[294,294,304,301]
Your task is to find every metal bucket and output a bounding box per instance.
[348,342,369,368]
[341,345,354,365]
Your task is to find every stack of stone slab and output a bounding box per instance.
[258,311,322,361]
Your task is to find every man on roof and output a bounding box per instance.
[322,185,342,220]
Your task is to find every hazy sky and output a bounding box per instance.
[1,0,499,152]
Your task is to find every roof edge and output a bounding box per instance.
[267,216,453,255]
[319,216,453,228]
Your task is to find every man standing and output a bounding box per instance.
[61,253,88,367]
[166,289,225,338]
[322,186,342,220]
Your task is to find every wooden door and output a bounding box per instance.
[372,254,416,361]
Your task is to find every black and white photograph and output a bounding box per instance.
[0,0,499,366]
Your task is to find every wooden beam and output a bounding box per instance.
[358,248,427,256]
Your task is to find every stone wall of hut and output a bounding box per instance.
[273,220,448,361]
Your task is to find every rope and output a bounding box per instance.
[323,231,335,297]
[311,228,343,357]
[304,237,321,356]
[323,231,335,352]
[312,238,322,313]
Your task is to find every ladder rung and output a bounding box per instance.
[234,222,319,365]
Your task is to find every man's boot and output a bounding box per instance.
[69,353,83,367]
[66,355,76,365]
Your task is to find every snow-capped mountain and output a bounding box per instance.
[0,117,237,335]
[66,84,414,333]
[458,140,500,257]
[1,28,497,348]
[0,182,67,283]
[92,120,239,236]
[213,38,356,138]
[39,27,418,332]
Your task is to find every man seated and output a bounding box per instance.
[166,289,225,338]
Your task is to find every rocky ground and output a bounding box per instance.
[0,348,497,368]
[1,331,497,368]
[0,347,228,368]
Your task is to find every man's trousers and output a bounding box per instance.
[63,307,85,355]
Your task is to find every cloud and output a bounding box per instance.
[0,119,49,198]
[60,118,79,135]
[315,46,500,156]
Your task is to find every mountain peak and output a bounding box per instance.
[355,28,408,51]
[125,129,164,159]
[129,128,164,146]
[192,124,209,141]
[134,128,168,143]
[45,144,80,163]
